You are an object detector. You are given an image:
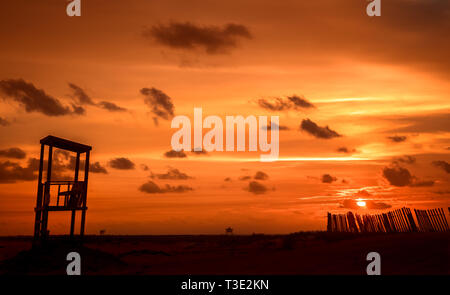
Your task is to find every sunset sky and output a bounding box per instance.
[0,0,449,235]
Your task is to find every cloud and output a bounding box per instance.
[54,151,108,175]
[239,175,251,181]
[141,87,175,124]
[254,171,269,180]
[432,160,450,173]
[389,113,450,133]
[300,119,341,139]
[97,101,127,112]
[68,83,95,105]
[287,95,315,109]
[0,117,10,126]
[0,147,26,159]
[355,190,372,197]
[144,22,252,54]
[336,147,356,154]
[258,98,290,111]
[162,183,194,193]
[38,150,73,180]
[0,152,107,183]
[260,123,290,131]
[410,180,435,187]
[71,105,86,115]
[322,174,337,183]
[433,190,450,195]
[340,199,391,210]
[382,166,412,186]
[68,83,127,112]
[340,199,360,210]
[0,79,82,116]
[382,166,434,187]
[108,157,135,170]
[0,159,37,183]
[151,168,192,180]
[139,180,161,193]
[191,150,208,155]
[139,180,193,194]
[258,95,315,112]
[224,177,232,182]
[140,164,149,171]
[364,201,392,210]
[387,135,407,143]
[164,150,187,158]
[55,153,108,174]
[392,155,416,165]
[89,162,108,174]
[247,181,268,194]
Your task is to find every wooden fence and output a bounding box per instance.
[327,207,449,233]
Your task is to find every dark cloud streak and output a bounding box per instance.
[0,147,26,159]
[300,119,341,139]
[109,158,135,170]
[139,180,193,194]
[432,160,450,173]
[145,22,252,54]
[0,79,82,117]
[141,87,175,124]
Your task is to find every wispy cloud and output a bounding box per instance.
[0,79,83,116]
[246,181,268,194]
[139,180,193,194]
[300,119,341,139]
[151,167,192,180]
[0,147,26,159]
[68,83,127,112]
[144,22,252,54]
[382,166,434,187]
[258,95,315,111]
[141,87,175,125]
[164,150,187,158]
[432,160,450,174]
[109,157,135,170]
[387,135,407,143]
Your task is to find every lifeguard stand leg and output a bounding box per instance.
[33,144,45,241]
[40,146,53,238]
[80,151,90,237]
[70,153,80,238]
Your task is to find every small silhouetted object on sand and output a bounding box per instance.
[225,227,233,235]
[33,135,92,244]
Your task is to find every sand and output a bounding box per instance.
[0,232,448,275]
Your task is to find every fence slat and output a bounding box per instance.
[439,208,449,231]
[328,207,444,233]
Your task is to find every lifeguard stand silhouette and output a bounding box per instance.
[33,135,91,242]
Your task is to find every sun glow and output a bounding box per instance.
[356,200,367,207]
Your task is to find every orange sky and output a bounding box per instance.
[0,0,449,235]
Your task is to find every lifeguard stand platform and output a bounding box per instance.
[33,135,91,242]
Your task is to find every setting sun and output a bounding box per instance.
[356,200,367,207]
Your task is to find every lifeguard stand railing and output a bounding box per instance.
[34,135,91,242]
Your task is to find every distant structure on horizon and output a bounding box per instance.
[225,227,233,235]
[33,135,92,243]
